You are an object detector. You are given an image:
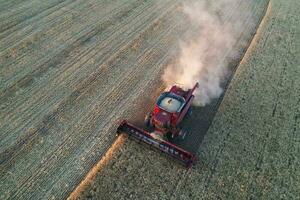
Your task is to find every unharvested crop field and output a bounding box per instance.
[0,0,299,199]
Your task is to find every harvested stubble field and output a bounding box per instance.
[1,0,192,199]
[0,0,299,200]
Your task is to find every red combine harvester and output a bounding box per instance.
[117,82,199,167]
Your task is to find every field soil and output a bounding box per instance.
[78,0,300,199]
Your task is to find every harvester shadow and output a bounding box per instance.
[176,99,222,154]
[176,60,239,154]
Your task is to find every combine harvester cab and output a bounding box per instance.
[117,83,199,168]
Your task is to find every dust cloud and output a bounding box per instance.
[162,0,253,106]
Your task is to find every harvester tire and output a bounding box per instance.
[144,113,153,128]
[164,120,171,129]
[179,129,187,140]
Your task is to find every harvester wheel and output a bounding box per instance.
[179,129,187,140]
[186,160,193,168]
[166,132,175,142]
[164,120,171,129]
[144,112,153,128]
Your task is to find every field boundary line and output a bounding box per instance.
[66,135,127,200]
[239,0,272,65]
